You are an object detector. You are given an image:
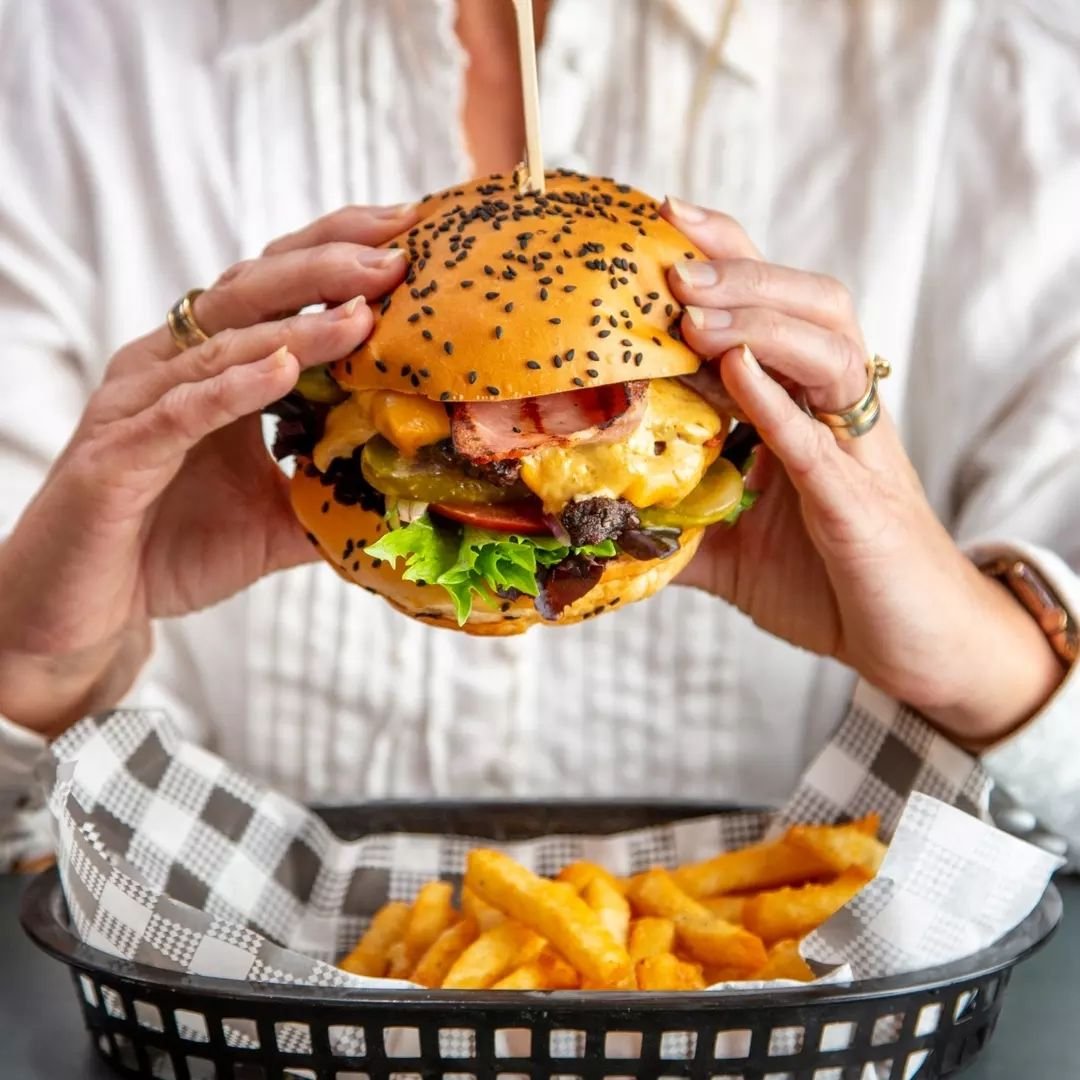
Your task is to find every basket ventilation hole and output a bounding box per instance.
[384,1026,421,1057]
[659,1031,696,1060]
[819,1020,856,1051]
[713,1029,752,1059]
[336,1073,371,1079]
[387,1073,423,1080]
[495,1028,531,1057]
[439,1027,477,1058]
[175,1009,210,1042]
[604,1031,643,1059]
[915,1003,942,1036]
[549,1074,584,1080]
[150,1050,176,1080]
[495,1074,529,1080]
[230,1066,266,1080]
[906,1050,931,1075]
[275,1021,313,1054]
[954,989,977,1022]
[284,1070,316,1079]
[441,1073,478,1080]
[97,1034,111,1056]
[79,974,98,1006]
[185,1056,216,1080]
[101,985,126,1020]
[550,1029,587,1058]
[329,1024,367,1056]
[114,1034,137,1070]
[812,1070,844,1080]
[871,1013,904,1046]
[135,1000,164,1032]
[224,1017,260,1048]
[768,1025,805,1056]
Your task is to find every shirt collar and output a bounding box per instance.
[657,0,769,85]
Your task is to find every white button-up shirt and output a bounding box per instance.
[1,0,1078,866]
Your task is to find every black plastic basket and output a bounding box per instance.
[20,800,1061,1080]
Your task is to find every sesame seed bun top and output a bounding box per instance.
[331,171,705,403]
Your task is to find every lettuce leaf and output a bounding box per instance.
[364,516,616,624]
[722,487,759,525]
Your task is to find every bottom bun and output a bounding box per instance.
[291,461,703,636]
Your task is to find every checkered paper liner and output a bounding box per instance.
[40,681,1061,1078]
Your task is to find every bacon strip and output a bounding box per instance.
[451,382,647,463]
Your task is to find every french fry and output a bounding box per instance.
[466,849,632,986]
[754,938,815,982]
[339,900,411,977]
[492,947,580,990]
[557,860,627,895]
[461,885,506,930]
[584,875,631,947]
[441,920,545,989]
[628,869,766,973]
[673,839,831,898]
[743,869,870,944]
[635,953,706,991]
[411,918,478,988]
[385,939,413,979]
[403,881,457,959]
[785,817,887,876]
[701,895,748,924]
[628,916,677,962]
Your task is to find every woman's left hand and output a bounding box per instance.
[661,197,1063,746]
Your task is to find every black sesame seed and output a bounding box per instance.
[549,317,562,325]
[410,373,420,387]
[526,360,542,370]
[485,291,500,300]
[422,304,434,315]
[486,385,500,396]
[587,350,600,362]
[375,360,388,373]
[591,315,601,326]
[623,350,632,362]
[647,291,660,300]
[401,364,412,376]
[504,302,514,313]
[321,501,330,514]
[443,341,454,355]
[484,264,495,275]
[565,348,576,361]
[608,315,618,327]
[586,368,599,378]
[539,276,553,285]
[495,326,504,339]
[634,352,644,366]
[372,559,383,569]
[407,312,420,324]
[652,336,662,347]
[422,329,433,340]
[540,287,549,301]
[419,368,430,378]
[591,298,603,307]
[621,338,633,346]
[439,391,451,401]
[563,284,576,292]
[553,355,564,368]
[598,330,611,338]
[468,370,478,384]
[642,302,653,314]
[460,280,474,289]
[572,377,585,387]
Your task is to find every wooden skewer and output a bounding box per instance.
[510,0,545,195]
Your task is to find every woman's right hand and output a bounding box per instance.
[0,202,419,735]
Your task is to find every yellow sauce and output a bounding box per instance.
[520,379,725,511]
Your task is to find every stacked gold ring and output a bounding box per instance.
[166,288,210,351]
[812,355,891,440]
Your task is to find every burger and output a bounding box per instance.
[270,171,757,635]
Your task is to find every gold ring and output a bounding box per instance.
[166,288,210,351]
[812,355,891,440]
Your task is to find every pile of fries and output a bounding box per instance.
[338,814,885,992]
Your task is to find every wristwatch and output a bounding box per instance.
[980,557,1079,667]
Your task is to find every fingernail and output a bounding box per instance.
[358,247,407,267]
[665,195,708,223]
[685,306,732,331]
[263,346,292,371]
[339,295,366,317]
[674,260,718,287]
[742,345,763,377]
[371,202,417,219]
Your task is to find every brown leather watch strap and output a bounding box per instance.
[980,557,1079,667]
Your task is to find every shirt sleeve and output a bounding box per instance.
[0,3,209,869]
[902,1,1080,851]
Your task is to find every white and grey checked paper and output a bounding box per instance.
[40,678,1061,1078]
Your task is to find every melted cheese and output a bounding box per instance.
[313,390,450,471]
[520,379,724,511]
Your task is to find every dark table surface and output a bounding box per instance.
[2,874,1077,1079]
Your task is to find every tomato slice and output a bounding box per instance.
[431,500,551,535]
